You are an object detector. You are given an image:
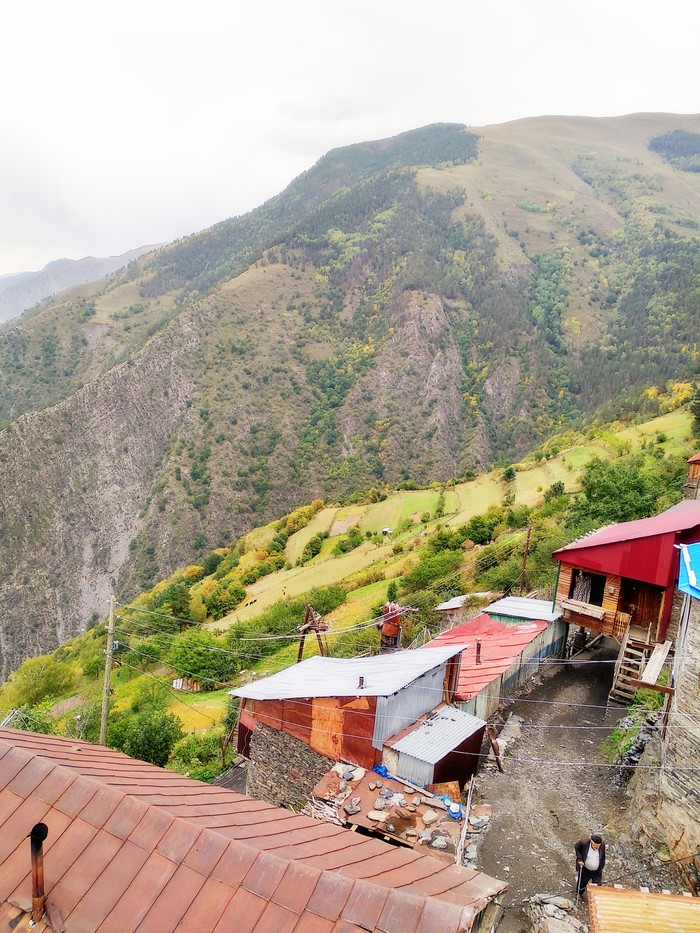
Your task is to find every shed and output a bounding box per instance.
[553,499,700,643]
[232,645,466,769]
[383,703,486,788]
[423,604,565,720]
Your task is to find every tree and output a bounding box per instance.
[108,709,183,767]
[2,655,74,707]
[166,629,237,688]
[566,455,673,530]
[691,384,700,438]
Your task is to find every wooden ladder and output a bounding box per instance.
[609,628,650,704]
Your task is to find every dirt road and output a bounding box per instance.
[472,637,685,932]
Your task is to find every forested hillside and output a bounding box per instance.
[0,115,699,676]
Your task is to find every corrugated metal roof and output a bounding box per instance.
[0,727,508,932]
[486,596,561,623]
[435,593,493,612]
[689,452,700,464]
[232,645,468,700]
[423,614,547,701]
[387,705,486,764]
[554,500,700,555]
[435,594,470,611]
[588,886,700,932]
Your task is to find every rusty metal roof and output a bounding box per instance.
[588,886,700,932]
[232,645,468,701]
[0,727,507,932]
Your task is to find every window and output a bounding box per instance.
[569,569,606,607]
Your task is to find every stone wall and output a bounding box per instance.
[632,594,700,891]
[246,722,335,810]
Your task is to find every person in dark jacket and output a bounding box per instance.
[575,833,606,895]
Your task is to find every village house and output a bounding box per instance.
[231,646,484,805]
[552,498,700,700]
[553,499,700,646]
[0,727,507,932]
[423,597,566,720]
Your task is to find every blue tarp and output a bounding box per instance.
[678,542,700,599]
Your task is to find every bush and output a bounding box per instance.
[167,729,226,782]
[108,709,183,767]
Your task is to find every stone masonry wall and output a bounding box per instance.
[246,723,335,810]
[633,595,700,891]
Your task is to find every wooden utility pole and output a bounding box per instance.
[519,525,532,595]
[99,596,116,746]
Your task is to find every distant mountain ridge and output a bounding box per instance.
[0,246,159,322]
[0,115,699,677]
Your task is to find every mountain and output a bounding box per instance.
[0,246,158,323]
[0,115,699,678]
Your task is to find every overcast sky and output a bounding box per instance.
[1,0,698,274]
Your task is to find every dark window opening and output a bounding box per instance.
[569,569,606,607]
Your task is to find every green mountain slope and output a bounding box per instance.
[0,116,699,677]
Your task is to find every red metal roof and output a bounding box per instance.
[423,615,547,701]
[0,728,506,932]
[554,500,700,554]
[553,501,700,588]
[688,452,700,464]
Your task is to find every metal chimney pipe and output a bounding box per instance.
[358,676,365,689]
[475,640,482,665]
[30,822,49,923]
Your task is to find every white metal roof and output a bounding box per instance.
[387,705,486,764]
[485,596,561,623]
[231,645,468,701]
[434,595,469,612]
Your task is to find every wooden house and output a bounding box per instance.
[553,500,700,645]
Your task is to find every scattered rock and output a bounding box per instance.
[380,788,394,799]
[418,832,432,845]
[375,780,383,788]
[464,844,477,860]
[369,782,376,791]
[373,798,386,810]
[422,809,439,825]
[344,804,361,816]
[338,780,347,792]
[386,823,396,834]
[412,796,422,807]
[431,836,448,850]
[367,810,388,822]
[403,786,413,793]
[342,767,356,781]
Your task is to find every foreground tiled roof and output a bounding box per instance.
[0,728,506,932]
[423,614,547,701]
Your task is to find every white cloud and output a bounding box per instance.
[1,0,698,272]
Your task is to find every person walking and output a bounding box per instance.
[575,833,605,896]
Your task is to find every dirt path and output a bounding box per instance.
[471,637,685,932]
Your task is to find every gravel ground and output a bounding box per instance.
[468,637,687,933]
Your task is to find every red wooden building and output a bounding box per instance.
[553,499,700,644]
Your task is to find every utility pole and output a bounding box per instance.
[519,525,532,595]
[99,596,116,746]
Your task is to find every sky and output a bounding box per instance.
[1,0,698,275]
